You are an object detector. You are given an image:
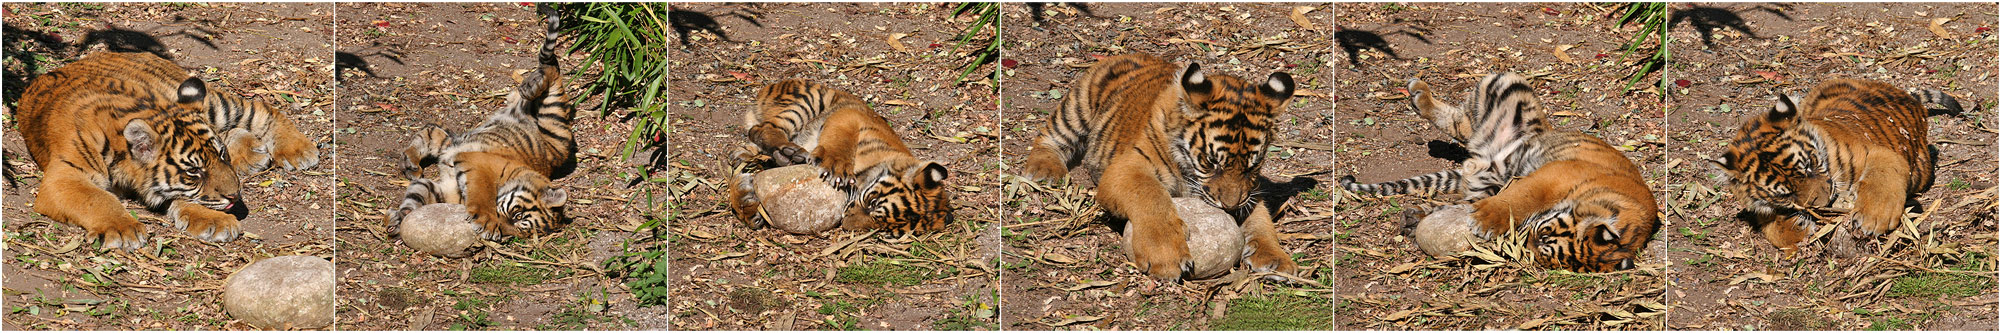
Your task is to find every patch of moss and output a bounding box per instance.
[835,259,943,286]
[469,262,556,285]
[1210,293,1333,330]
[1888,272,1992,298]
[1767,308,1834,330]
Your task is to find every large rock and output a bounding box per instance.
[1125,198,1244,280]
[223,255,334,329]
[1413,204,1478,256]
[751,165,844,234]
[400,203,481,257]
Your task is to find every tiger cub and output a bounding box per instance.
[16,51,320,250]
[389,8,574,240]
[727,79,953,236]
[1342,73,1659,272]
[1021,53,1297,280]
[1339,74,1549,200]
[1719,79,1952,253]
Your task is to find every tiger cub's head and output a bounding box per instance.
[1527,200,1640,272]
[127,78,247,218]
[499,170,569,235]
[1717,94,1834,227]
[845,160,952,235]
[1175,63,1294,211]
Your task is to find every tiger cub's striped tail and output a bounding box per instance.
[1339,171,1463,197]
[1908,88,1966,115]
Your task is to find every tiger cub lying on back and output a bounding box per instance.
[1021,54,1298,280]
[727,79,953,236]
[17,51,320,250]
[1341,73,1659,272]
[389,8,574,241]
[1718,79,1955,253]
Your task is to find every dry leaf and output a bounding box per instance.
[1047,315,1103,326]
[887,32,911,52]
[1382,308,1422,321]
[1728,272,1780,285]
[1554,44,1576,63]
[1753,70,1784,81]
[1058,280,1116,291]
[1288,6,1319,30]
[1928,17,1955,39]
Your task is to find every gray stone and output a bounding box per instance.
[223,255,334,329]
[1125,198,1244,280]
[401,203,481,258]
[752,165,844,234]
[1413,204,1478,256]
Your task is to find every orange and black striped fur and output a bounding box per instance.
[16,51,320,250]
[1343,73,1659,272]
[727,79,953,236]
[390,9,574,241]
[1020,54,1297,280]
[1719,79,1949,253]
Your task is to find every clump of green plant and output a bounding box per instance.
[547,3,669,162]
[1614,3,1669,92]
[948,3,1001,86]
[601,218,668,306]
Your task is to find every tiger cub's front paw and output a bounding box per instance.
[726,173,766,229]
[1130,220,1195,281]
[1020,151,1069,182]
[770,144,812,167]
[85,217,149,251]
[223,128,274,172]
[1758,215,1809,256]
[1244,245,1299,278]
[272,130,320,171]
[476,215,526,241]
[813,151,856,188]
[176,205,243,243]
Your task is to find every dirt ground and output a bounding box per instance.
[663,3,1002,330]
[332,3,665,330]
[1333,3,1670,330]
[1662,2,1999,330]
[999,3,1335,330]
[1,3,336,330]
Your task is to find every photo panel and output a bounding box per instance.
[662,2,1003,330]
[1662,2,1998,330]
[332,3,668,330]
[1000,2,1335,330]
[2,2,336,330]
[1333,2,1670,329]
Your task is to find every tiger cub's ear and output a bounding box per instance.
[1178,62,1211,94]
[176,77,206,104]
[1261,72,1295,101]
[1766,93,1802,122]
[909,161,948,189]
[124,120,159,161]
[542,187,568,207]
